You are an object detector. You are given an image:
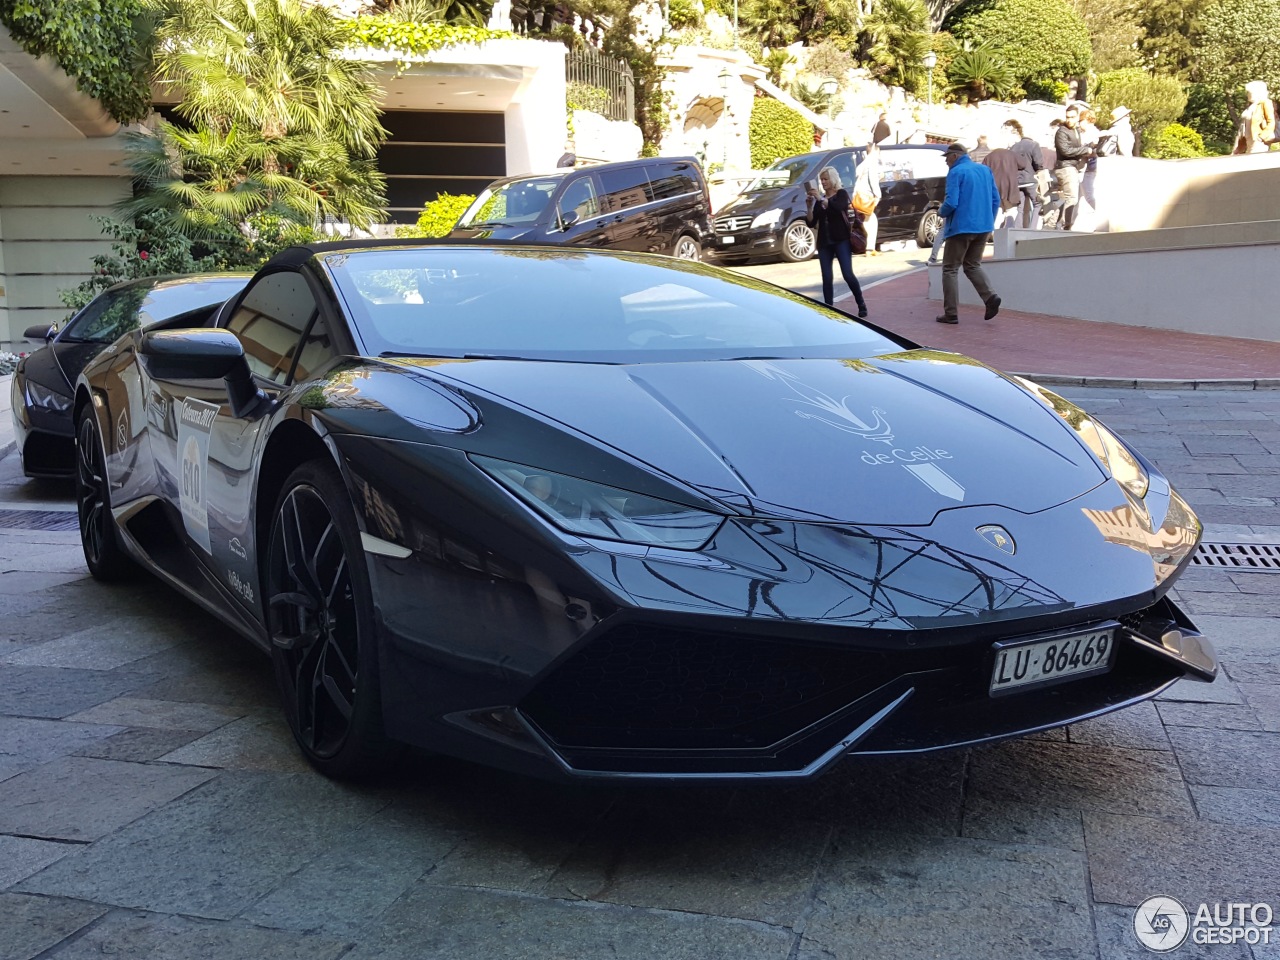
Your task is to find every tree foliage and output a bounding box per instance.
[1194,0,1280,119]
[945,0,1091,97]
[1141,121,1206,159]
[1180,83,1235,154]
[1092,68,1186,134]
[0,0,155,122]
[740,0,799,47]
[396,192,476,238]
[1066,0,1142,72]
[860,0,932,94]
[1138,0,1207,78]
[946,41,1014,103]
[749,97,813,168]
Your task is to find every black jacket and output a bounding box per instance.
[1054,125,1091,171]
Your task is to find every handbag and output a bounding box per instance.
[851,189,878,216]
[848,210,868,255]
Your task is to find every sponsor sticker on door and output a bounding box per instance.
[177,398,218,554]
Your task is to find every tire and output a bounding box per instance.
[75,410,135,582]
[672,234,701,261]
[265,460,400,778]
[780,220,817,262]
[916,208,943,248]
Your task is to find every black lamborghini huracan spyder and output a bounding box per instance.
[73,240,1217,780]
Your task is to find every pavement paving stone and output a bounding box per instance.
[0,753,36,783]
[0,836,74,890]
[1223,661,1280,684]
[959,795,1086,852]
[1186,616,1280,664]
[44,910,353,960]
[344,885,795,960]
[0,756,216,842]
[1093,903,1252,959]
[124,654,279,711]
[966,739,1194,820]
[1066,701,1170,751]
[0,716,125,763]
[727,751,966,836]
[0,570,85,595]
[1176,591,1280,617]
[1155,701,1263,731]
[0,665,167,720]
[155,712,311,773]
[64,696,245,732]
[1166,727,1280,789]
[797,831,1094,960]
[15,771,390,919]
[71,727,208,763]
[1228,572,1280,595]
[1085,810,1280,906]
[238,801,462,939]
[545,803,829,927]
[1189,785,1280,830]
[1234,456,1280,474]
[1238,683,1280,731]
[0,617,195,671]
[0,893,107,960]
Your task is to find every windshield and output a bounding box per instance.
[325,247,900,363]
[455,177,562,229]
[61,277,247,344]
[744,155,820,192]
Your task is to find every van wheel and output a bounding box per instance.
[917,209,943,248]
[672,234,701,260]
[780,220,816,262]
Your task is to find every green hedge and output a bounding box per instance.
[1142,122,1206,159]
[396,192,476,238]
[0,0,153,122]
[945,0,1091,97]
[749,98,813,169]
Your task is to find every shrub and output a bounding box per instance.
[667,0,703,29]
[749,97,814,168]
[804,41,853,81]
[947,41,1016,103]
[567,82,614,115]
[1141,122,1206,159]
[1092,68,1187,134]
[945,0,1091,97]
[398,193,477,238]
[1181,82,1236,155]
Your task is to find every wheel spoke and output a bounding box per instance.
[321,672,354,721]
[282,493,325,605]
[324,554,347,609]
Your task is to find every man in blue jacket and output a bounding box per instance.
[936,142,1002,324]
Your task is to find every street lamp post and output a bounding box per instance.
[922,50,938,130]
[818,78,838,147]
[718,66,733,169]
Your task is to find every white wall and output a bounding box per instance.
[0,176,130,347]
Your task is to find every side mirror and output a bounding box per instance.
[24,324,55,344]
[139,329,265,418]
[559,210,580,230]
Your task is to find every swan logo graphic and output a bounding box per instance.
[747,361,966,501]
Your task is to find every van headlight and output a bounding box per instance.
[473,456,722,549]
[751,208,784,229]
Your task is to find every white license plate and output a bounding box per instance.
[720,236,736,244]
[989,627,1116,696]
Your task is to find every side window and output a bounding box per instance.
[557,176,600,227]
[597,166,651,213]
[829,153,858,193]
[224,273,318,383]
[291,313,338,383]
[645,161,699,201]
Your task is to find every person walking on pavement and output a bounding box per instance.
[936,142,1001,325]
[872,112,892,145]
[1053,104,1092,230]
[982,143,1026,230]
[853,142,884,255]
[1003,118,1044,228]
[805,165,869,317]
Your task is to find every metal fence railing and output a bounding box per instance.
[566,45,635,123]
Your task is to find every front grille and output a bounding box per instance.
[715,216,751,233]
[521,624,897,752]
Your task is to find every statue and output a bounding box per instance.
[1234,81,1276,154]
[487,0,512,31]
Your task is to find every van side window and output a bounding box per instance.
[597,166,651,213]
[557,176,600,227]
[645,161,699,201]
[829,153,858,192]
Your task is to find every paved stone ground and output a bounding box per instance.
[0,381,1277,960]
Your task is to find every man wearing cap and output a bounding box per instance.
[935,142,1002,325]
[1110,106,1135,157]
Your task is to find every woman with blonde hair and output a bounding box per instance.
[804,165,869,316]
[1235,81,1276,154]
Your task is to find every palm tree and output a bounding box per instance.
[860,0,932,94]
[946,41,1016,103]
[127,0,387,237]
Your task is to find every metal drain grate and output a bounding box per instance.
[1192,542,1280,571]
[0,509,79,532]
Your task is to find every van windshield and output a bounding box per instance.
[744,155,819,192]
[456,177,562,229]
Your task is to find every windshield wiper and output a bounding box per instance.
[464,221,515,228]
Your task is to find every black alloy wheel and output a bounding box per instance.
[916,208,943,248]
[672,234,701,260]
[266,461,398,778]
[75,411,133,581]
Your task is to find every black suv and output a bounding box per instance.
[710,144,950,263]
[448,156,712,259]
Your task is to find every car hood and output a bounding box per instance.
[719,186,803,217]
[51,340,111,390]
[421,352,1109,526]
[448,225,537,241]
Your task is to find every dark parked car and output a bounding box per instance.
[448,156,711,260]
[73,240,1215,782]
[12,274,249,478]
[710,144,949,263]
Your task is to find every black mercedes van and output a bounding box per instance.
[709,144,949,263]
[448,156,712,259]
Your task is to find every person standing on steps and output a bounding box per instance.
[805,165,869,317]
[936,142,1002,325]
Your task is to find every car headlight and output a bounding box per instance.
[473,455,722,550]
[750,208,784,229]
[24,379,72,414]
[1012,376,1149,500]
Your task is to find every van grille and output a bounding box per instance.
[715,216,751,233]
